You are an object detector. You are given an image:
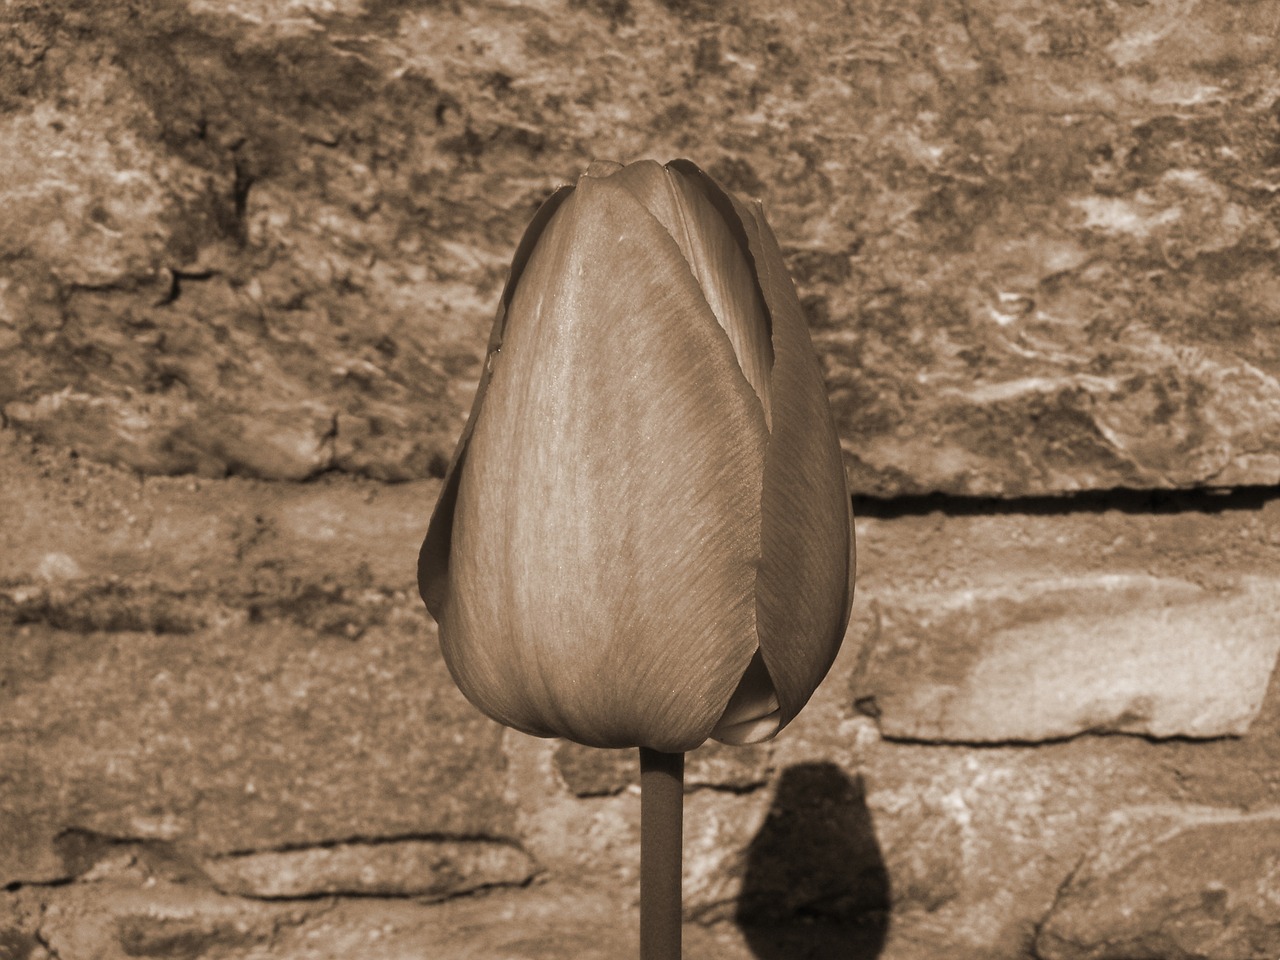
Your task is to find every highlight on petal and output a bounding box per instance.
[436,171,771,752]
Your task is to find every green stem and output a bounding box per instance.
[639,747,684,960]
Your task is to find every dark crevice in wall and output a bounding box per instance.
[871,726,1243,749]
[1028,850,1091,960]
[33,929,64,960]
[214,875,538,905]
[2,875,77,894]
[853,484,1280,520]
[213,832,526,859]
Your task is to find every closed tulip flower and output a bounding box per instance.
[419,158,854,755]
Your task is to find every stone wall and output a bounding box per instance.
[2,1,1279,958]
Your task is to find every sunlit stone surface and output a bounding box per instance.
[3,0,1279,494]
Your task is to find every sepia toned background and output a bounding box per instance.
[2,0,1280,957]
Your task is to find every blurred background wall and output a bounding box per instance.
[2,1,1280,958]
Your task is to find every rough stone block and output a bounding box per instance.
[852,574,1280,743]
[0,439,521,898]
[780,727,1156,959]
[797,502,1280,957]
[1036,806,1280,960]
[0,429,431,599]
[6,433,1280,959]
[34,878,312,960]
[0,614,515,886]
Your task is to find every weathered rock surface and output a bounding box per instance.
[36,880,313,960]
[0,436,517,888]
[1,875,788,960]
[0,613,516,885]
[774,710,1180,959]
[1036,806,1280,960]
[852,573,1280,742]
[204,838,539,900]
[822,500,1280,957]
[3,0,1280,495]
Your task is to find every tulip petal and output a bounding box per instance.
[671,162,854,734]
[438,172,770,752]
[418,185,575,621]
[740,196,855,729]
[585,160,624,178]
[710,649,781,745]
[605,160,774,427]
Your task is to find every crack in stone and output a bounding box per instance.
[157,267,219,307]
[210,832,528,860]
[314,410,341,477]
[33,926,62,960]
[209,875,539,905]
[954,0,1005,86]
[853,484,1280,520]
[874,725,1245,750]
[2,875,76,894]
[1028,850,1093,960]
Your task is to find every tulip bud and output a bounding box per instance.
[419,159,854,753]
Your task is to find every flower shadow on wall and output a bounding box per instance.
[736,764,890,960]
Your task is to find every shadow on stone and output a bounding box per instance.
[735,763,889,960]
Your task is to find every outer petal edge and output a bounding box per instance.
[671,161,854,735]
[417,185,575,623]
[739,196,855,729]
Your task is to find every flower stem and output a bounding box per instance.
[639,747,684,960]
